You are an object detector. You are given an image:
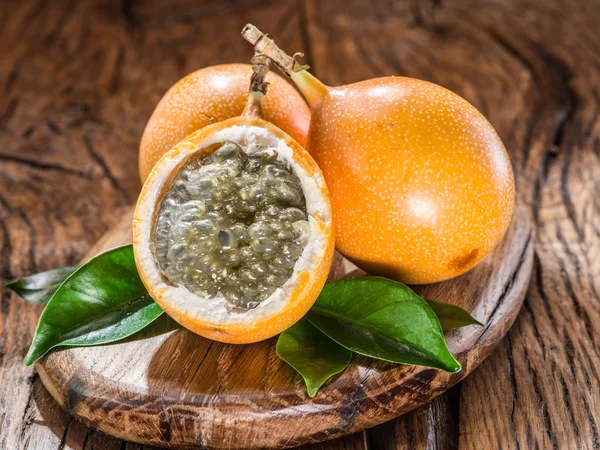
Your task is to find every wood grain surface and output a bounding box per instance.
[0,0,598,449]
[32,205,531,449]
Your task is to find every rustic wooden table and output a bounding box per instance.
[1,0,598,449]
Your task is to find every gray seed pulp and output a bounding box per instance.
[152,141,310,311]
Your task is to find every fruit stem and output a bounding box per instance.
[242,24,329,107]
[242,54,270,119]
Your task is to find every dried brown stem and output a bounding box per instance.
[242,24,309,77]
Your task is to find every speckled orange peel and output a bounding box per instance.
[133,57,335,344]
[243,25,515,285]
[139,63,310,182]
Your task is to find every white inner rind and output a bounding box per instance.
[135,125,331,325]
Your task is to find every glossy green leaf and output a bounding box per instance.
[277,318,352,397]
[24,245,163,366]
[306,277,461,373]
[425,299,483,330]
[6,266,78,304]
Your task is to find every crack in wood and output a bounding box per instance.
[0,153,91,179]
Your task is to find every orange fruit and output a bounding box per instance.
[134,62,334,343]
[244,25,515,284]
[139,63,310,182]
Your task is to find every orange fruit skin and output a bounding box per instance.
[134,116,334,344]
[305,76,514,284]
[139,64,310,182]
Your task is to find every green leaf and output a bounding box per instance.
[6,266,79,304]
[306,277,461,373]
[277,318,352,397]
[24,245,163,366]
[425,299,483,330]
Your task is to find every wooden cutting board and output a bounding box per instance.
[36,206,533,449]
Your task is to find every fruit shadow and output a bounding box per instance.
[143,325,402,405]
[145,325,301,401]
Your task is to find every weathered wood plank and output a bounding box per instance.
[2,0,598,448]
